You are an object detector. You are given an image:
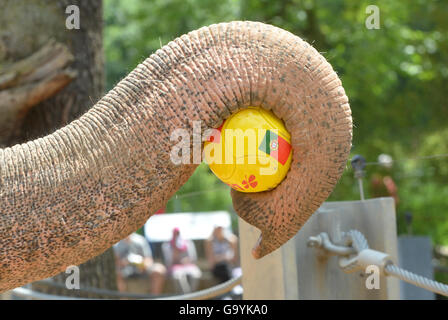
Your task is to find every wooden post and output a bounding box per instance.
[239,218,299,299]
[239,197,400,299]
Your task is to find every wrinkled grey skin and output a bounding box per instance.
[0,21,352,292]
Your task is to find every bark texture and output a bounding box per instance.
[0,40,76,146]
[0,21,352,292]
[17,0,104,144]
[0,0,118,295]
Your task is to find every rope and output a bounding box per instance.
[307,229,448,297]
[11,275,242,300]
[384,264,448,297]
[343,230,368,252]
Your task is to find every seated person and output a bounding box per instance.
[113,233,166,295]
[205,226,239,283]
[164,227,202,293]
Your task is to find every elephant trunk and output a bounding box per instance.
[0,21,351,292]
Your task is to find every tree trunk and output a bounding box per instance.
[0,0,118,298]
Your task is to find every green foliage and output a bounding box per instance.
[104,0,448,245]
[104,0,241,89]
[165,163,233,213]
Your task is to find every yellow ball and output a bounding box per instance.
[204,106,292,193]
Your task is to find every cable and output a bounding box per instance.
[347,153,448,167]
[11,287,89,300]
[12,275,242,300]
[307,229,448,297]
[33,279,162,299]
[384,264,448,297]
[170,187,229,201]
[151,275,242,300]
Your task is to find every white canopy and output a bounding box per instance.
[143,211,232,242]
